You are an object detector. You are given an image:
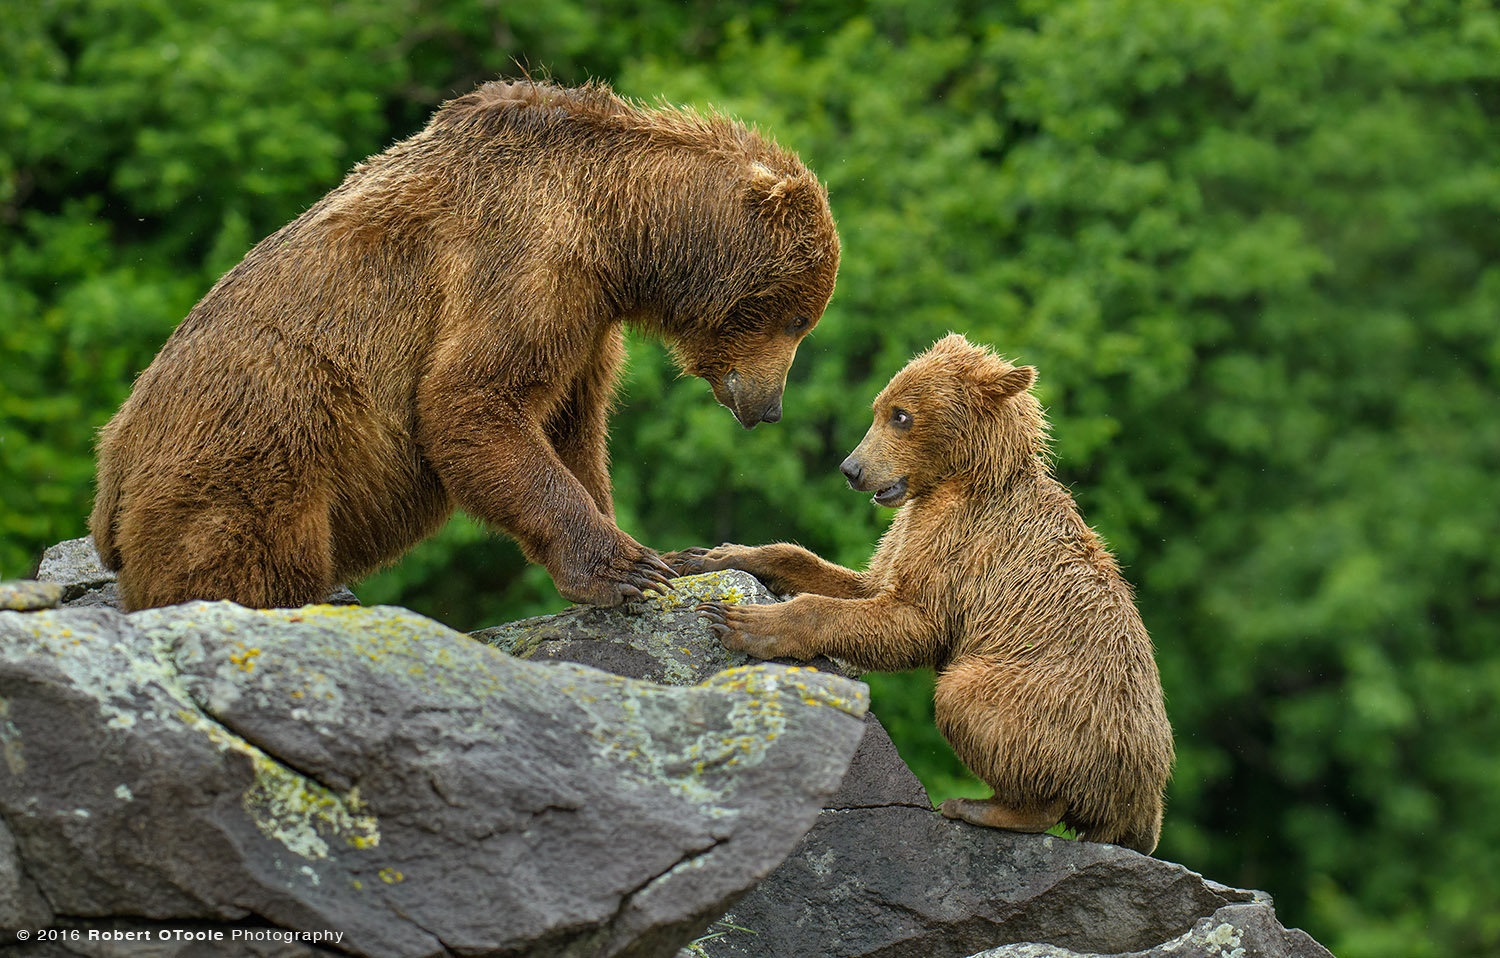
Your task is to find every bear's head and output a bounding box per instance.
[667,160,839,429]
[841,333,1043,507]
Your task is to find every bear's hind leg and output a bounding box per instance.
[939,796,1066,833]
[119,486,335,611]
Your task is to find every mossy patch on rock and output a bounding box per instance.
[0,581,64,612]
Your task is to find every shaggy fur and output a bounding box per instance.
[674,334,1173,854]
[91,79,839,611]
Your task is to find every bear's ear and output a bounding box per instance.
[746,163,818,222]
[972,363,1036,402]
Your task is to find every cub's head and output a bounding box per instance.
[671,159,839,429]
[841,334,1042,507]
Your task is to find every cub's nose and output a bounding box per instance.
[840,457,863,487]
[761,398,783,424]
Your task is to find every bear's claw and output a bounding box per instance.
[618,554,676,597]
[695,601,728,623]
[560,544,677,606]
[664,544,753,577]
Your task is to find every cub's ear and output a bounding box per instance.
[973,364,1036,402]
[746,163,818,222]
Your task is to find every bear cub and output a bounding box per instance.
[673,334,1174,854]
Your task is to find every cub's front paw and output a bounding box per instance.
[663,544,749,576]
[696,601,799,660]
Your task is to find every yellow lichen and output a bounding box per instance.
[229,646,261,672]
[178,711,380,860]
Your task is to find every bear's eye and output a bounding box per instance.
[786,315,811,335]
[891,408,912,430]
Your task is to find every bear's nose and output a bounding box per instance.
[761,398,783,424]
[840,457,863,486]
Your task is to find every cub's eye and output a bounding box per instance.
[891,408,912,429]
[786,315,811,335]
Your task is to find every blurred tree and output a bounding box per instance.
[3,2,1498,955]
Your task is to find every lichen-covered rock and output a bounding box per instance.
[0,581,64,612]
[473,569,915,813]
[473,570,850,685]
[465,569,1334,958]
[0,601,868,957]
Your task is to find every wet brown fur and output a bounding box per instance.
[91,79,839,611]
[672,334,1173,854]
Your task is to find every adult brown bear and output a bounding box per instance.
[677,335,1173,854]
[91,80,839,611]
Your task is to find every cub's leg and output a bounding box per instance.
[933,655,1068,836]
[667,542,871,598]
[697,592,938,672]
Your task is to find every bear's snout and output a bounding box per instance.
[840,456,864,488]
[715,369,786,429]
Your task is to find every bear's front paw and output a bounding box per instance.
[557,538,677,607]
[696,601,798,659]
[663,544,747,576]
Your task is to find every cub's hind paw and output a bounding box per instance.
[939,796,1065,833]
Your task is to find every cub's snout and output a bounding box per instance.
[841,452,908,506]
[842,412,914,507]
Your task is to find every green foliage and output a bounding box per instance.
[3,2,1499,955]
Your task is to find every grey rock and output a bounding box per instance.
[825,713,932,812]
[473,570,849,685]
[0,580,64,612]
[33,537,358,609]
[963,901,1334,958]
[321,585,360,607]
[34,536,118,608]
[0,601,869,956]
[0,813,53,930]
[689,802,1303,958]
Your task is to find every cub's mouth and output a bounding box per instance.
[872,477,908,507]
